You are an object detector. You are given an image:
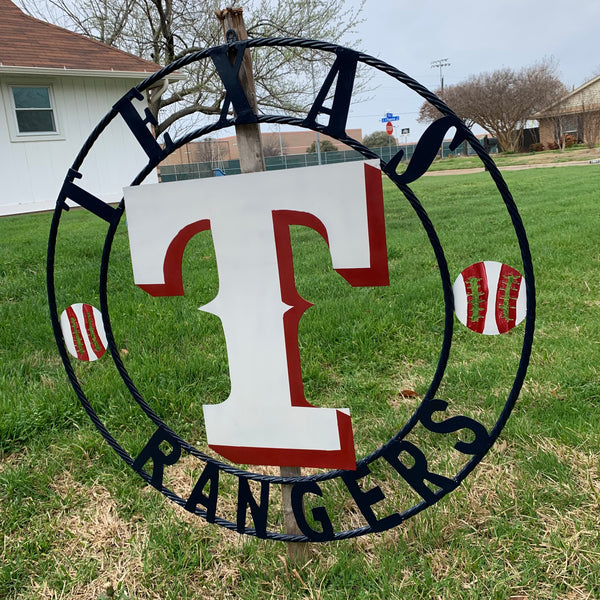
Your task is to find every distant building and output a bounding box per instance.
[0,0,166,215]
[535,75,600,148]
[160,129,364,167]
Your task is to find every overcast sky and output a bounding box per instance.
[338,0,600,141]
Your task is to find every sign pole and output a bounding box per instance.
[386,120,394,160]
[280,466,306,562]
[215,7,265,174]
[215,7,306,563]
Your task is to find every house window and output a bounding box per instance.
[561,115,578,135]
[11,86,57,134]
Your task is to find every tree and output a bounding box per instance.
[19,0,366,137]
[418,84,476,129]
[306,139,338,153]
[581,103,600,148]
[363,131,396,147]
[418,59,567,153]
[192,137,229,163]
[261,133,286,157]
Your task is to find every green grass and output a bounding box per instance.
[1,164,600,599]
[427,144,599,171]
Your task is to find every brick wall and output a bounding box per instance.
[161,128,363,166]
[537,78,600,147]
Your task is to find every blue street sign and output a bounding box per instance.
[381,115,400,122]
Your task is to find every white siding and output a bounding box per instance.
[0,74,158,216]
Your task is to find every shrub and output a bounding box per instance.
[306,139,338,153]
[530,142,544,152]
[564,133,577,148]
[547,140,559,150]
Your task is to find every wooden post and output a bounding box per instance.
[215,7,307,564]
[215,7,265,174]
[279,466,306,563]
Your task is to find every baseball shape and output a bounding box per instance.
[453,261,526,335]
[60,303,108,361]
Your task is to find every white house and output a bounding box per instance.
[0,0,168,215]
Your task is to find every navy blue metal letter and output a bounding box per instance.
[302,48,359,138]
[132,428,182,488]
[384,115,468,182]
[236,478,269,538]
[291,481,334,542]
[419,399,490,455]
[113,89,173,162]
[341,464,403,532]
[59,169,120,224]
[210,42,257,125]
[382,440,458,503]
[184,461,220,522]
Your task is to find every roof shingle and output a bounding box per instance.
[0,0,161,74]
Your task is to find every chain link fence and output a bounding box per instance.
[159,139,494,182]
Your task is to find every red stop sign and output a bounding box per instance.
[386,121,393,135]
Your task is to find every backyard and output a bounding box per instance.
[1,162,599,599]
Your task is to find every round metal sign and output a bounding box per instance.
[47,37,535,542]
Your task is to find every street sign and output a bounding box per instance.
[381,115,399,122]
[386,122,394,135]
[401,128,410,135]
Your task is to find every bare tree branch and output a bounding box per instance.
[21,0,367,138]
[418,58,567,152]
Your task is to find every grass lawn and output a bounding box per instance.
[426,145,600,171]
[1,163,599,599]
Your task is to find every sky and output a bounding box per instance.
[333,0,600,142]
[20,0,599,145]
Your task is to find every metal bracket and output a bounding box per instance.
[226,29,238,44]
